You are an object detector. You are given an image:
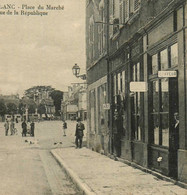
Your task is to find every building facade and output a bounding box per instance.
[61,84,87,121]
[86,0,187,182]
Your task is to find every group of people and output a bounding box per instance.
[62,118,85,149]
[4,119,35,137]
[21,120,35,137]
[4,119,16,136]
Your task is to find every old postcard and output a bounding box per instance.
[0,0,186,194]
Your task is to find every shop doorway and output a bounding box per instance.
[149,77,179,178]
[169,78,179,178]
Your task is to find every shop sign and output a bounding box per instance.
[158,71,177,78]
[103,103,110,110]
[130,82,148,92]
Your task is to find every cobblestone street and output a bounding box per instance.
[0,120,81,195]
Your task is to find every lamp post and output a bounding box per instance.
[72,63,86,80]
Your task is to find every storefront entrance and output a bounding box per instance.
[149,77,179,178]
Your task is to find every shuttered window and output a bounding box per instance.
[119,0,129,24]
[134,0,140,12]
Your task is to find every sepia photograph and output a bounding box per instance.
[0,0,186,194]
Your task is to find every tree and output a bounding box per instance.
[7,103,17,115]
[37,103,46,116]
[0,100,7,118]
[18,103,24,116]
[28,104,36,114]
[50,90,63,115]
[24,86,55,99]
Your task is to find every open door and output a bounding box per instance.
[169,78,179,178]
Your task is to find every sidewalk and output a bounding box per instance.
[51,147,187,195]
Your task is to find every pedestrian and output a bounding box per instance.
[171,112,179,150]
[30,121,35,137]
[63,120,67,136]
[4,119,9,136]
[75,118,85,148]
[10,119,15,135]
[21,120,27,137]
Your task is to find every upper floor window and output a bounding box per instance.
[119,0,130,24]
[133,0,141,12]
[98,3,105,55]
[110,0,141,36]
[89,16,95,61]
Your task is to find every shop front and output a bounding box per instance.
[145,5,187,180]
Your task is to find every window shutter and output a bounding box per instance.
[134,0,140,12]
[119,0,123,24]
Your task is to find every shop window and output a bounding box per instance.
[98,84,107,130]
[113,74,117,102]
[131,62,143,141]
[113,70,127,136]
[90,90,96,133]
[117,72,121,94]
[160,49,168,70]
[170,43,178,67]
[122,70,126,93]
[150,43,178,76]
[152,54,158,75]
[151,79,169,147]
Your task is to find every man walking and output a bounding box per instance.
[4,119,9,136]
[75,118,85,148]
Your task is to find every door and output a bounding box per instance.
[169,78,179,178]
[149,77,179,178]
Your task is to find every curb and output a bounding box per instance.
[51,150,96,195]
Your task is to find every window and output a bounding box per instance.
[113,70,127,136]
[134,0,140,12]
[89,16,94,61]
[131,62,144,141]
[112,0,120,34]
[170,43,178,67]
[151,79,169,147]
[152,54,158,75]
[160,49,168,70]
[90,90,96,133]
[98,84,107,131]
[150,43,178,75]
[119,0,130,24]
[98,3,105,55]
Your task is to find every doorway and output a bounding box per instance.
[149,77,179,178]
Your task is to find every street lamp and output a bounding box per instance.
[72,63,86,80]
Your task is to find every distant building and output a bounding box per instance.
[61,84,87,121]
